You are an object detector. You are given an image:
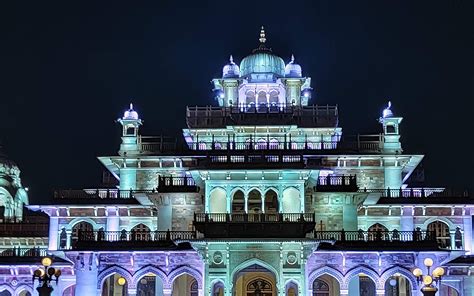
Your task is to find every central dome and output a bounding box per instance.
[239,26,285,78]
[240,52,285,78]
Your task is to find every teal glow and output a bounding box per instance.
[239,52,285,77]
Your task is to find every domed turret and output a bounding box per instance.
[222,55,240,78]
[239,26,286,78]
[382,101,394,118]
[285,55,302,78]
[123,103,139,120]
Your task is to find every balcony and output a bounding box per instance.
[73,230,196,250]
[157,176,199,193]
[312,230,464,251]
[193,213,315,238]
[360,188,472,204]
[186,105,339,128]
[53,189,153,204]
[0,222,48,237]
[0,247,48,257]
[138,135,382,155]
[316,175,358,192]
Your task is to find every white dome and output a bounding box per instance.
[123,103,139,120]
[285,55,302,78]
[222,55,240,78]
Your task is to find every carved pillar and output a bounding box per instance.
[74,253,98,296]
[48,217,59,251]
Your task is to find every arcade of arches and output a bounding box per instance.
[209,187,300,214]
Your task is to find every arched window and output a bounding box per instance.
[246,91,256,107]
[256,139,267,150]
[248,189,262,215]
[60,228,67,249]
[257,91,267,110]
[384,274,412,296]
[247,278,272,296]
[18,291,32,296]
[212,282,224,296]
[269,138,279,150]
[190,279,198,296]
[101,274,128,296]
[62,285,75,296]
[232,190,245,215]
[313,279,329,296]
[131,223,151,241]
[427,221,450,248]
[264,190,278,214]
[72,221,93,246]
[368,223,389,241]
[137,274,163,296]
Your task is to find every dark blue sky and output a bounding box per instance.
[1,1,473,203]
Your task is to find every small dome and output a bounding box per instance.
[222,55,240,78]
[123,103,139,120]
[239,26,286,78]
[285,55,302,77]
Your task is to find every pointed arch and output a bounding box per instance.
[167,265,202,289]
[14,285,33,296]
[209,187,227,213]
[343,265,380,289]
[231,258,279,287]
[66,217,100,230]
[421,217,456,230]
[0,286,14,295]
[380,266,418,291]
[97,265,133,290]
[132,265,167,287]
[308,266,344,288]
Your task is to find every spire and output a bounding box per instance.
[259,26,266,43]
[129,103,134,110]
[291,54,295,63]
[229,55,234,64]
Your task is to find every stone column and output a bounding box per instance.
[244,192,249,213]
[400,206,414,232]
[343,195,358,231]
[119,168,137,191]
[66,230,72,249]
[74,253,98,296]
[462,212,473,252]
[106,209,120,232]
[163,287,173,296]
[48,217,59,251]
[384,166,402,190]
[463,275,474,296]
[128,288,137,296]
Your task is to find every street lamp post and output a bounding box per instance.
[32,257,61,296]
[412,258,445,296]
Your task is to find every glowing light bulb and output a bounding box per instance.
[422,275,433,285]
[412,268,422,277]
[41,257,52,267]
[432,267,445,277]
[117,277,126,286]
[423,258,434,267]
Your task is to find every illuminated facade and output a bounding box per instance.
[0,27,473,296]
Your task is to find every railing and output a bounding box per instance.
[316,175,358,192]
[158,176,199,193]
[138,134,382,154]
[194,213,315,223]
[0,247,48,257]
[0,223,49,237]
[77,230,196,242]
[313,230,436,242]
[54,189,156,199]
[359,188,470,198]
[186,105,339,129]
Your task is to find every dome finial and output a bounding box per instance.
[259,26,266,43]
[382,100,393,118]
[291,54,295,63]
[229,55,234,63]
[129,103,134,110]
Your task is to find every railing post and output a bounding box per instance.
[421,188,426,198]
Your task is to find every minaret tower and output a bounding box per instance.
[379,101,403,154]
[379,101,404,189]
[117,103,142,156]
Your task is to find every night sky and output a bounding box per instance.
[1,1,473,204]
